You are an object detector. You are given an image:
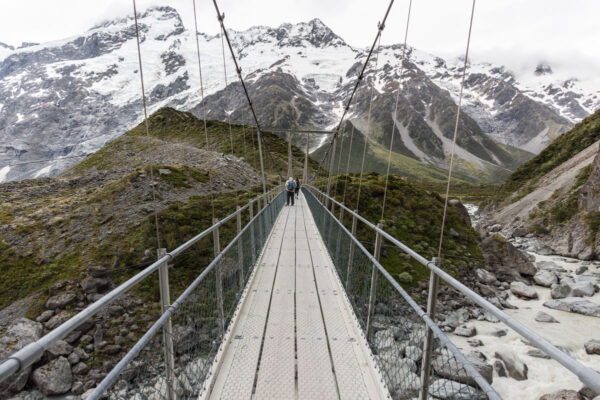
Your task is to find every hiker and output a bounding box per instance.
[295,177,300,199]
[285,177,296,206]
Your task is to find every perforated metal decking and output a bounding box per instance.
[206,194,387,400]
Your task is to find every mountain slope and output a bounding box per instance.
[0,6,595,183]
[486,108,600,260]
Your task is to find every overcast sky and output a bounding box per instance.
[1,0,599,80]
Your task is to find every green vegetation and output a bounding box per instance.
[323,173,484,287]
[575,164,594,188]
[549,191,579,223]
[0,242,82,310]
[496,108,600,201]
[0,211,14,224]
[153,165,210,188]
[584,211,600,245]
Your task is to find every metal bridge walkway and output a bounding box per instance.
[207,193,385,399]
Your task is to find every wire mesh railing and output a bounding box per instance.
[86,190,285,400]
[303,187,499,400]
[305,184,600,398]
[0,187,283,398]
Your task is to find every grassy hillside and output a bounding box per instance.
[0,108,314,314]
[495,108,600,202]
[322,173,484,289]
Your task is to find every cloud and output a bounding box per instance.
[0,0,598,88]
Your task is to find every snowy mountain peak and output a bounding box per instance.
[534,63,553,76]
[0,42,13,50]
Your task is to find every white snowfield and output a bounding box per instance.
[0,6,598,182]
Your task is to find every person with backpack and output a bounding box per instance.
[295,177,300,199]
[285,177,296,206]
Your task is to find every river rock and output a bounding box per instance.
[576,266,589,275]
[429,378,486,399]
[454,325,477,337]
[539,389,583,400]
[494,350,528,380]
[476,268,497,284]
[543,298,600,317]
[584,339,600,355]
[537,261,567,273]
[387,370,421,395]
[579,385,598,399]
[32,356,73,395]
[510,281,538,299]
[374,329,395,351]
[405,345,423,362]
[535,311,559,323]
[46,340,73,360]
[494,360,507,377]
[45,293,77,310]
[569,281,596,297]
[0,318,44,397]
[432,355,493,385]
[552,283,572,299]
[534,270,558,287]
[527,349,551,359]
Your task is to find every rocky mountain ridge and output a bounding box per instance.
[0,6,597,183]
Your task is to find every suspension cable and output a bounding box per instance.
[192,0,210,149]
[314,0,396,174]
[332,120,347,198]
[212,0,278,194]
[437,0,477,260]
[341,122,356,205]
[219,26,235,155]
[192,0,215,219]
[380,0,413,221]
[132,0,161,251]
[355,35,383,211]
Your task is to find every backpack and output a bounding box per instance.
[286,180,295,191]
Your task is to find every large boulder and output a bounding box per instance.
[481,235,536,280]
[0,318,43,397]
[510,281,538,299]
[32,356,73,396]
[539,389,583,400]
[534,270,558,287]
[494,350,528,381]
[544,298,600,317]
[432,355,493,386]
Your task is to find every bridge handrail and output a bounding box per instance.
[303,187,501,399]
[87,189,285,400]
[306,185,600,394]
[0,187,280,385]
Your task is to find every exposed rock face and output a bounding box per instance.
[32,356,73,396]
[0,318,43,397]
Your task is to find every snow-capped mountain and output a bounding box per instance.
[0,6,597,183]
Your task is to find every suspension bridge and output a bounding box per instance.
[1,0,600,399]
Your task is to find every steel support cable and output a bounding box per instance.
[314,0,396,171]
[380,0,413,221]
[133,0,161,250]
[219,26,235,155]
[332,120,347,198]
[192,0,216,219]
[355,35,383,211]
[341,122,356,204]
[211,0,282,194]
[436,0,476,261]
[192,0,210,149]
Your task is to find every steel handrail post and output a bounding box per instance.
[345,209,359,289]
[213,218,225,337]
[365,221,383,338]
[334,204,344,272]
[157,248,175,400]
[419,256,441,400]
[236,205,244,290]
